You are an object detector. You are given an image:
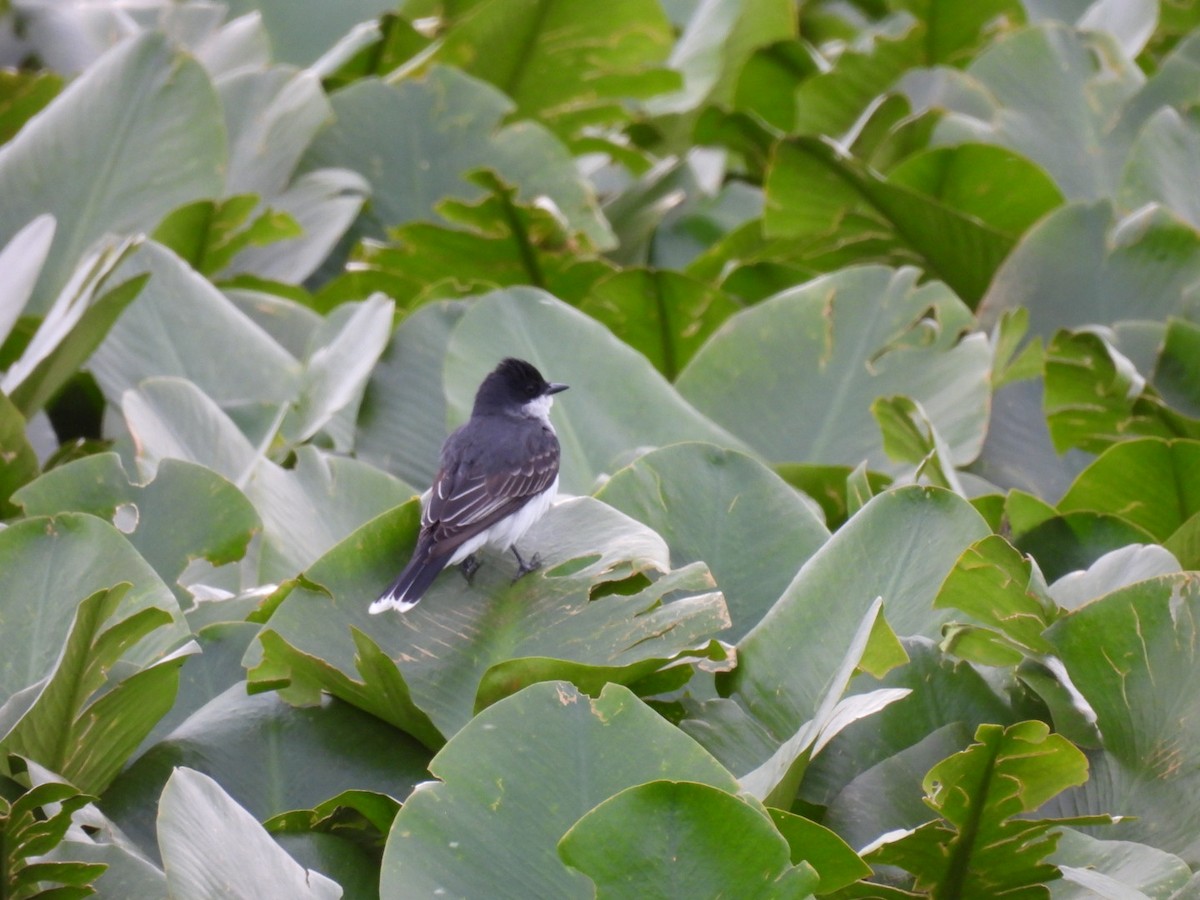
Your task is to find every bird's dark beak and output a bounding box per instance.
[546,382,569,395]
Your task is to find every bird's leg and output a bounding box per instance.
[511,546,542,580]
[459,554,481,583]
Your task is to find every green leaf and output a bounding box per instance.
[355,300,468,487]
[14,454,260,604]
[980,202,1200,337]
[279,294,394,447]
[0,390,38,518]
[322,172,614,312]
[774,463,893,530]
[645,0,795,116]
[90,242,301,412]
[763,138,1020,306]
[2,245,148,418]
[723,487,990,748]
[380,682,740,899]
[0,583,187,795]
[578,269,742,380]
[597,442,829,641]
[558,781,820,899]
[0,514,187,704]
[103,686,430,858]
[933,535,1057,656]
[156,768,341,900]
[915,24,1145,202]
[736,598,912,807]
[0,774,104,899]
[120,378,412,582]
[871,721,1093,898]
[676,266,990,472]
[442,287,748,493]
[0,32,224,314]
[0,69,62,145]
[152,195,304,278]
[1049,829,1192,899]
[300,66,614,249]
[1043,330,1196,455]
[1057,438,1200,543]
[430,0,675,134]
[1120,107,1200,229]
[253,495,728,739]
[0,214,55,348]
[767,808,872,893]
[872,395,965,491]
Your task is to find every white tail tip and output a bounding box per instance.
[368,594,418,615]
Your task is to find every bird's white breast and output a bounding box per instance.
[445,475,559,566]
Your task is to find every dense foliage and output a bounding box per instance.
[2,1,1200,897]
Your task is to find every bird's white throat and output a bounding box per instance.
[522,394,555,425]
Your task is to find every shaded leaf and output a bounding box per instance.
[300,67,613,249]
[578,269,742,380]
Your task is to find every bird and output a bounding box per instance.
[369,357,568,613]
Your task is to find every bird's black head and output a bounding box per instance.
[473,357,568,414]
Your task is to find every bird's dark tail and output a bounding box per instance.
[369,545,448,614]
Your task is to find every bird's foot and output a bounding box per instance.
[459,554,481,584]
[511,547,542,581]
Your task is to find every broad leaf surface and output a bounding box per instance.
[379,681,739,899]
[676,266,990,471]
[597,442,829,641]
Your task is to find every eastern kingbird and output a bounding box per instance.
[369,358,568,613]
